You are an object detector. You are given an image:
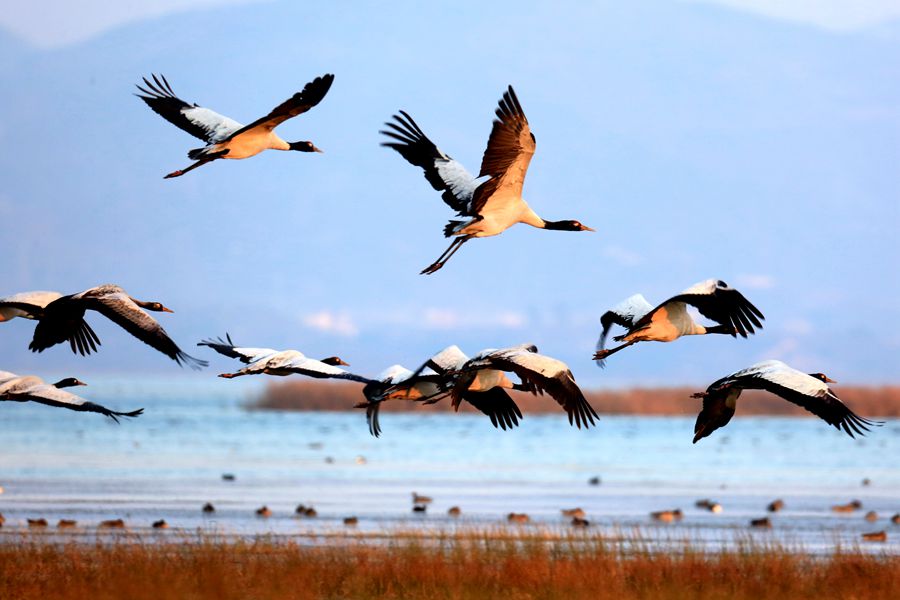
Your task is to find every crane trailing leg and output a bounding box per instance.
[420,235,472,275]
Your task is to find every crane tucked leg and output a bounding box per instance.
[164,151,228,179]
[421,236,471,275]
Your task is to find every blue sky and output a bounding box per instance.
[0,1,897,387]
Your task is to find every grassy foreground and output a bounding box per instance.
[1,535,897,600]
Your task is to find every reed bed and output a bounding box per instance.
[255,380,900,417]
[1,531,896,600]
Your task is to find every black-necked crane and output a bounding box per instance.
[1,290,99,355]
[199,333,369,382]
[593,279,764,366]
[690,360,882,443]
[381,86,594,274]
[357,345,524,437]
[449,344,598,429]
[355,364,447,437]
[27,284,207,369]
[136,73,334,178]
[0,371,143,421]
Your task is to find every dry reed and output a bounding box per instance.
[0,533,896,600]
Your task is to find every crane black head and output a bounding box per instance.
[810,373,837,384]
[289,141,323,153]
[133,299,173,313]
[321,356,350,366]
[543,219,595,232]
[53,377,87,388]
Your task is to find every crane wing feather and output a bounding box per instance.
[708,360,880,438]
[381,112,478,213]
[474,347,598,429]
[225,73,334,140]
[81,291,206,369]
[198,334,278,364]
[642,279,765,338]
[470,86,536,215]
[135,74,241,143]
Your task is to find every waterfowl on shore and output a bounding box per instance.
[412,492,432,505]
[381,86,593,274]
[862,531,887,542]
[594,280,764,366]
[99,519,125,529]
[650,510,683,523]
[891,514,900,525]
[343,516,358,526]
[256,506,272,518]
[448,344,598,429]
[0,372,143,421]
[152,519,169,529]
[571,516,591,528]
[832,500,863,513]
[448,506,462,517]
[136,73,334,178]
[57,519,77,528]
[750,517,772,529]
[27,518,48,528]
[202,503,215,514]
[507,513,530,524]
[199,334,367,382]
[865,511,878,522]
[413,505,427,513]
[691,361,881,443]
[1,290,101,356]
[28,284,206,369]
[695,499,723,513]
[767,499,785,513]
[562,508,586,519]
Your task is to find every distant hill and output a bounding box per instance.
[0,2,897,385]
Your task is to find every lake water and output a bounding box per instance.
[1,377,897,553]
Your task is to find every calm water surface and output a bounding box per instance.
[1,377,897,553]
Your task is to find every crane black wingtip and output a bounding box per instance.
[177,351,209,370]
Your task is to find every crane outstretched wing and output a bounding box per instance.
[82,292,207,369]
[136,74,242,143]
[225,73,334,139]
[470,86,536,215]
[381,112,478,214]
[595,294,654,365]
[198,333,278,364]
[475,346,598,429]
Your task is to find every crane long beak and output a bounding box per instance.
[825,376,837,383]
[313,145,324,153]
[162,307,174,313]
[582,225,596,232]
[74,379,88,387]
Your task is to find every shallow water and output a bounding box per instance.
[0,377,897,553]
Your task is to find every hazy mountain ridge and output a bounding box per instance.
[0,1,897,385]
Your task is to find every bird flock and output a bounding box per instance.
[1,73,881,444]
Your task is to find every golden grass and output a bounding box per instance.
[0,533,896,600]
[255,380,900,417]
